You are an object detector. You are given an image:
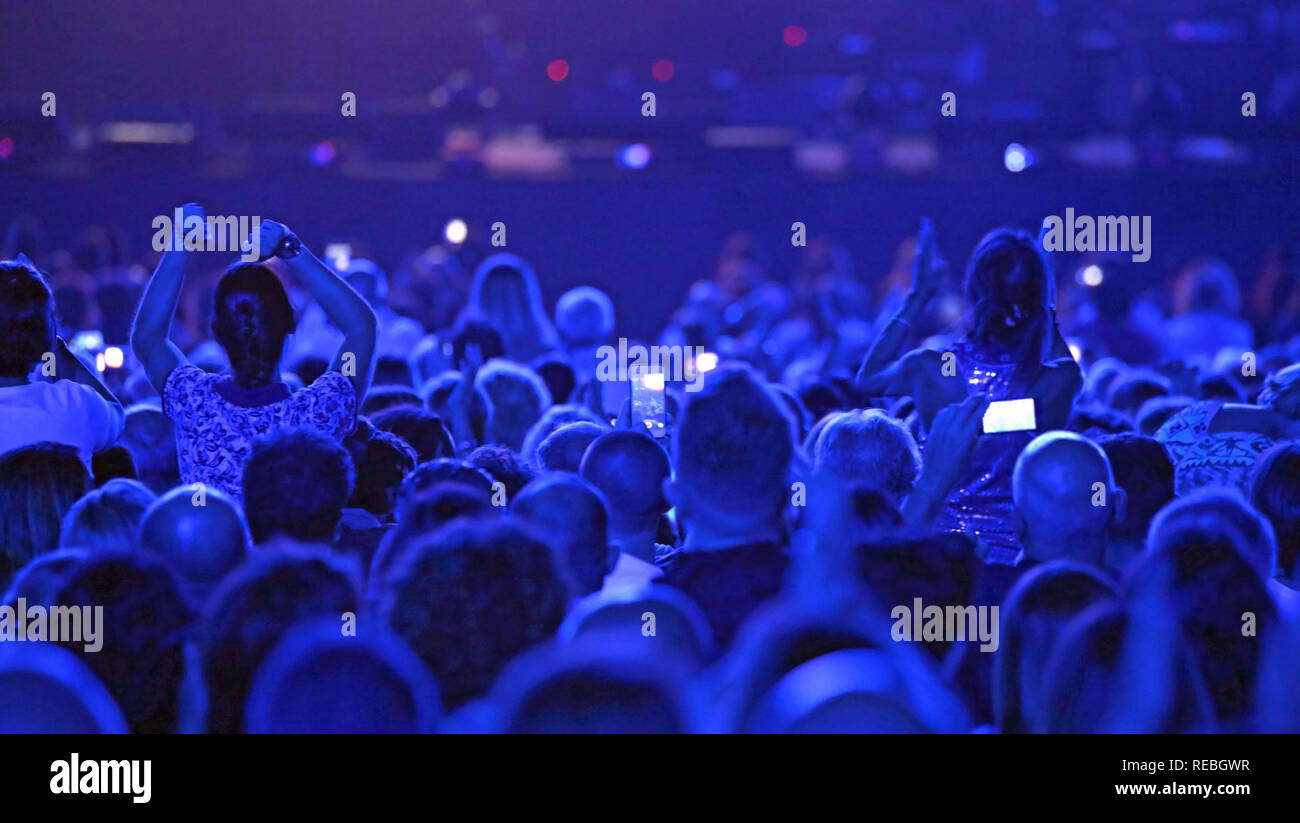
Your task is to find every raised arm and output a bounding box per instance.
[855,218,945,395]
[259,220,377,399]
[131,203,198,395]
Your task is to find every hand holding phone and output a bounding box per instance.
[982,398,1036,434]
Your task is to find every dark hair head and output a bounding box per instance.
[201,550,360,733]
[59,478,156,554]
[466,444,535,501]
[383,516,570,709]
[359,385,421,417]
[396,458,496,516]
[343,421,417,516]
[0,444,90,590]
[1096,433,1175,544]
[370,406,453,464]
[531,353,577,406]
[1106,369,1172,415]
[373,355,414,388]
[1251,443,1300,580]
[242,428,355,545]
[963,228,1052,353]
[53,550,194,734]
[211,263,294,390]
[994,562,1117,733]
[0,260,56,378]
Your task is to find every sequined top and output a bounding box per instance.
[930,337,1035,564]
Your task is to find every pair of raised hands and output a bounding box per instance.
[172,202,293,261]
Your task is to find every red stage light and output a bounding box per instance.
[547,59,569,82]
[783,25,807,47]
[651,59,675,82]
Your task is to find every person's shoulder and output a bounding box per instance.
[301,368,355,397]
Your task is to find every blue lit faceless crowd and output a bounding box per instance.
[2,209,1300,733]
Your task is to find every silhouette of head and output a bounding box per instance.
[211,263,294,390]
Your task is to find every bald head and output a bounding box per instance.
[1013,432,1116,560]
[139,486,249,601]
[580,431,671,536]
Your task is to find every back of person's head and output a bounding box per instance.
[360,385,421,417]
[1013,431,1119,561]
[119,404,179,493]
[554,286,615,348]
[1106,369,1172,415]
[1148,486,1277,580]
[812,409,921,506]
[371,406,453,463]
[396,458,495,516]
[475,360,552,450]
[373,355,414,388]
[521,404,605,465]
[466,444,534,501]
[468,253,558,359]
[0,642,128,733]
[536,421,604,474]
[344,259,388,306]
[370,482,495,600]
[211,262,294,390]
[1096,433,1174,552]
[244,617,441,733]
[530,353,576,405]
[744,648,935,733]
[1066,403,1134,437]
[994,561,1117,733]
[201,549,360,732]
[512,473,615,596]
[580,430,671,537]
[849,531,976,660]
[1251,443,1300,581]
[52,550,194,733]
[0,444,90,590]
[138,485,249,608]
[59,478,155,554]
[91,446,136,487]
[673,365,794,523]
[242,428,355,545]
[1179,257,1241,315]
[2,548,87,608]
[448,316,507,366]
[795,378,847,425]
[383,516,570,709]
[0,259,55,379]
[1199,372,1246,402]
[1135,394,1195,437]
[343,421,417,517]
[491,641,690,733]
[1135,524,1276,723]
[560,584,715,665]
[963,227,1052,355]
[1037,602,1128,733]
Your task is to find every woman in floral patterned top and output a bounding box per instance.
[131,205,377,500]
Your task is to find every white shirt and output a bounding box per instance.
[0,380,124,462]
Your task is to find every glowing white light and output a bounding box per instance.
[1080,264,1104,287]
[696,352,719,372]
[103,346,124,369]
[444,218,468,245]
[640,372,665,391]
[95,353,106,372]
[1004,143,1029,173]
[1068,343,1082,362]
